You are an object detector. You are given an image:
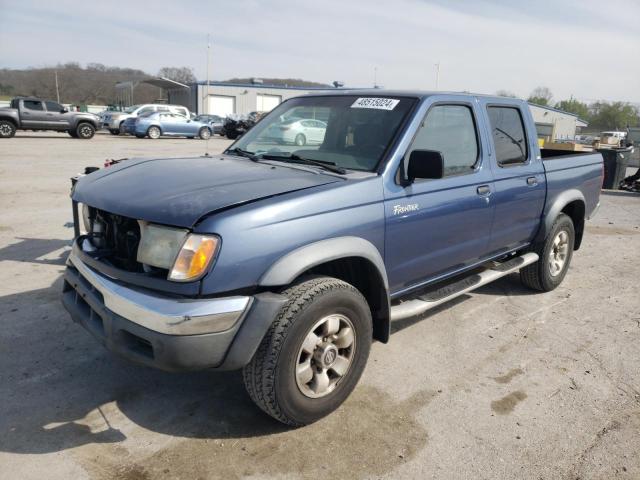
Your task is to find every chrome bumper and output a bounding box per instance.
[66,251,251,335]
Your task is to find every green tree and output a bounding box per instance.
[555,98,589,119]
[495,89,517,98]
[589,101,640,130]
[528,86,553,106]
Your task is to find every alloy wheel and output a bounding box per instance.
[295,313,356,398]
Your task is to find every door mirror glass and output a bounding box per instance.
[60,108,68,113]
[407,149,444,182]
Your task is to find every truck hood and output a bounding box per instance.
[72,155,341,228]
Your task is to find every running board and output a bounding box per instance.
[390,252,539,321]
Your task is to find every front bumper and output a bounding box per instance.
[62,251,286,371]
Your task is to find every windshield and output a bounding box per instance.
[124,104,141,113]
[230,95,416,171]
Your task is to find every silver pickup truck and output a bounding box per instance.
[0,97,100,139]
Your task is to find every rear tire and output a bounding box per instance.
[243,276,372,426]
[0,120,17,138]
[520,213,575,291]
[147,126,161,139]
[198,127,212,140]
[76,122,95,139]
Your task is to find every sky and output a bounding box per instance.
[1,0,639,103]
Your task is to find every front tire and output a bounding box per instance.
[0,120,17,138]
[294,133,306,146]
[147,126,161,139]
[76,122,95,139]
[243,277,372,426]
[520,213,575,291]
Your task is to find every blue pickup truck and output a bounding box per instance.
[63,91,603,426]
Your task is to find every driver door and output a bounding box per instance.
[384,101,496,295]
[45,101,71,130]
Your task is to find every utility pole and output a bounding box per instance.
[54,71,60,103]
[205,33,211,114]
[435,62,440,90]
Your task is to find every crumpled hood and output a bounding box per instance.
[72,155,340,228]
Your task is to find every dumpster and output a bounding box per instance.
[600,147,632,189]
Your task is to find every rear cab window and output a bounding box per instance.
[487,106,528,166]
[23,100,44,111]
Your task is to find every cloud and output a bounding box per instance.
[1,0,638,102]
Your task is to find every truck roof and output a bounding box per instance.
[302,89,526,104]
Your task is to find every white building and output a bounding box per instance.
[528,103,588,142]
[164,80,345,117]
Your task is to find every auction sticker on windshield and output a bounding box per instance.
[351,98,400,110]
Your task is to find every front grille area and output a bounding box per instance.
[85,208,143,271]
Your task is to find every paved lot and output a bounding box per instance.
[1,131,639,480]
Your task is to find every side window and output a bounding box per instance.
[23,100,44,111]
[176,108,187,117]
[408,105,479,177]
[45,101,62,112]
[157,106,169,112]
[138,106,156,115]
[487,106,528,166]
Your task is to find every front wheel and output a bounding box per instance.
[520,213,575,291]
[243,277,372,426]
[294,133,306,146]
[0,120,17,138]
[76,122,95,139]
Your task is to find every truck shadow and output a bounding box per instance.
[0,276,289,456]
[0,237,70,266]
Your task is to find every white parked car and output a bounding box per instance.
[265,118,327,146]
[102,104,190,135]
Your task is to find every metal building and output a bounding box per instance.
[166,81,345,117]
[529,103,588,142]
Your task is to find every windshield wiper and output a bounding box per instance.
[225,148,260,162]
[260,153,347,175]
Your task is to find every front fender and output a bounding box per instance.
[259,236,389,289]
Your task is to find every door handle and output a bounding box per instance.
[477,185,491,196]
[527,176,538,186]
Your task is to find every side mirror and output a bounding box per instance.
[60,108,68,113]
[406,149,444,183]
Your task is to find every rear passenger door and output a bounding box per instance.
[20,100,49,128]
[481,102,546,254]
[384,100,496,294]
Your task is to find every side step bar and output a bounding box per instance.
[390,252,539,321]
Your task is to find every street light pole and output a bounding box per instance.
[205,33,211,114]
[55,71,60,103]
[435,62,440,90]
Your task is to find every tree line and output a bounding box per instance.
[496,86,639,132]
[0,63,329,107]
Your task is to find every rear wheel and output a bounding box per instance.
[520,213,575,291]
[147,126,161,139]
[295,133,306,146]
[0,120,17,138]
[243,276,372,426]
[76,122,95,139]
[198,127,212,140]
